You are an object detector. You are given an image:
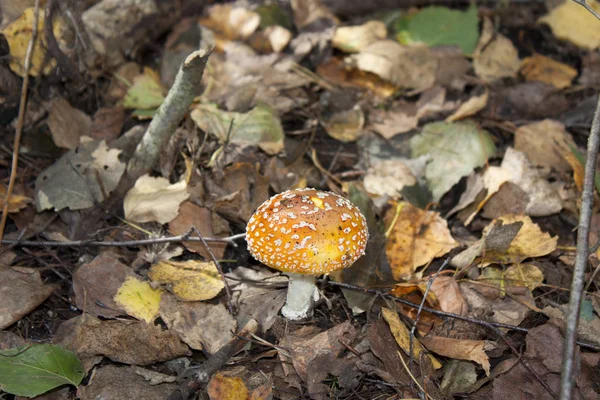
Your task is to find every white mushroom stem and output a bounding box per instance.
[281,273,319,320]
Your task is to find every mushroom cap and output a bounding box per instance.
[246,188,369,275]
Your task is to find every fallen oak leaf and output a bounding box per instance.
[420,336,492,376]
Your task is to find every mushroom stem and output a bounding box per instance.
[281,273,318,320]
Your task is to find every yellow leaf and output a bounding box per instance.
[481,215,557,265]
[332,21,387,53]
[381,308,442,369]
[504,263,544,290]
[385,202,458,280]
[1,8,60,77]
[539,0,600,50]
[0,185,31,213]
[207,373,249,400]
[520,54,577,89]
[446,90,489,122]
[114,276,162,323]
[148,260,224,301]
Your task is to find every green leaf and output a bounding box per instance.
[0,344,85,397]
[255,3,293,30]
[395,3,479,54]
[580,299,594,322]
[190,103,284,155]
[410,120,496,201]
[122,68,165,111]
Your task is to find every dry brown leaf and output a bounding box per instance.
[72,255,136,319]
[504,263,544,290]
[520,53,577,89]
[514,119,576,172]
[0,185,31,213]
[565,152,584,191]
[0,268,55,329]
[429,275,468,316]
[159,294,235,353]
[168,202,230,260]
[123,174,189,224]
[47,97,92,150]
[381,308,442,369]
[54,315,190,366]
[148,260,224,301]
[385,202,458,280]
[316,57,398,97]
[445,90,488,122]
[473,18,520,82]
[208,373,250,400]
[332,21,387,53]
[420,336,491,376]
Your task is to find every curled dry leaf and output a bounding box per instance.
[385,202,458,280]
[123,174,189,224]
[473,18,520,82]
[445,89,488,122]
[332,21,387,53]
[429,275,468,316]
[47,97,92,150]
[148,260,224,301]
[113,276,163,323]
[420,336,491,376]
[381,308,442,369]
[322,105,365,142]
[0,185,31,213]
[347,40,437,92]
[200,4,260,41]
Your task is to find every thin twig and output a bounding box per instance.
[573,0,600,21]
[408,259,448,396]
[191,227,234,315]
[1,233,247,248]
[560,94,600,400]
[0,0,41,243]
[323,280,600,352]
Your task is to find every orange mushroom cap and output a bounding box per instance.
[246,188,369,275]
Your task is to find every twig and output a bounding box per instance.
[573,0,600,21]
[323,280,600,352]
[128,46,213,174]
[397,351,434,400]
[560,94,600,400]
[0,0,40,243]
[1,233,247,248]
[191,227,235,315]
[408,259,448,396]
[167,318,259,400]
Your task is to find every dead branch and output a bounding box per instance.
[127,46,213,175]
[560,94,600,399]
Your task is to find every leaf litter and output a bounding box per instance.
[2,0,600,399]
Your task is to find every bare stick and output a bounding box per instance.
[0,0,41,243]
[191,227,235,315]
[167,319,259,400]
[127,46,213,174]
[573,0,600,21]
[1,233,247,248]
[560,94,600,400]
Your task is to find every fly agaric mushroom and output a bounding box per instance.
[246,188,369,320]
